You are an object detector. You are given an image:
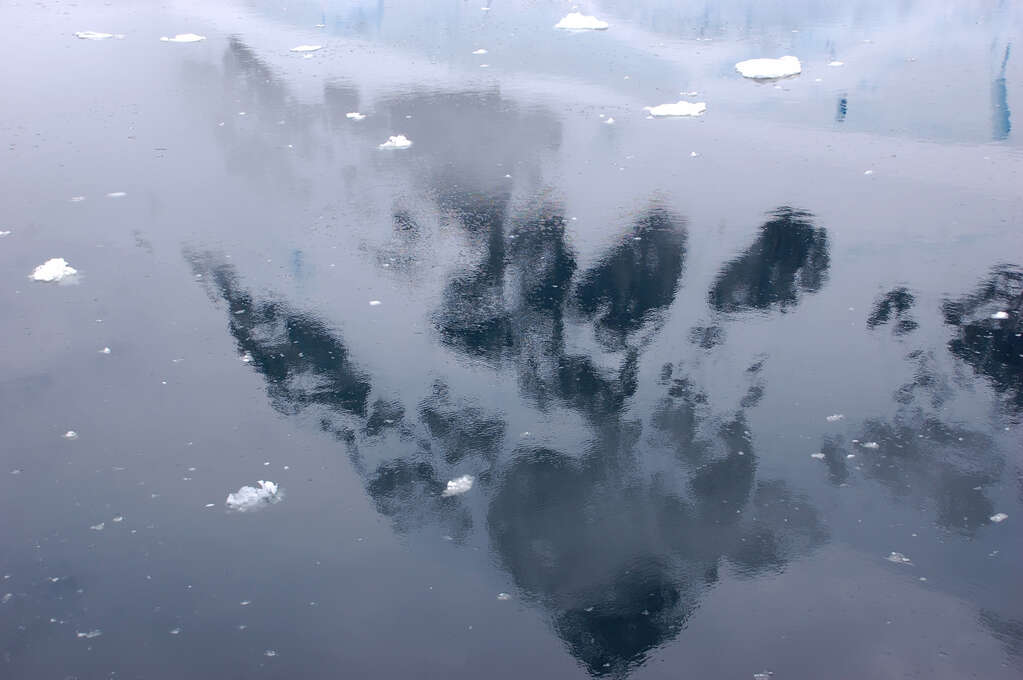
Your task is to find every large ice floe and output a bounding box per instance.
[735,56,802,79]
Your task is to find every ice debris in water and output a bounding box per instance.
[160,33,205,43]
[75,31,114,40]
[64,430,79,440]
[735,56,802,79]
[346,112,366,121]
[290,45,322,53]
[472,48,488,55]
[264,649,277,657]
[0,230,10,236]
[990,513,1008,523]
[604,117,615,125]
[497,592,511,600]
[991,311,1009,320]
[826,414,845,422]
[828,60,845,67]
[169,627,181,635]
[886,552,913,565]
[106,191,127,198]
[379,135,413,150]
[442,475,474,497]
[644,101,706,117]
[753,672,773,680]
[100,347,111,354]
[240,351,253,363]
[30,258,78,282]
[90,522,104,531]
[811,452,826,460]
[861,441,880,449]
[77,629,102,639]
[369,300,382,306]
[225,480,281,511]
[554,13,609,30]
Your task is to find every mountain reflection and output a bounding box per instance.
[867,286,919,336]
[709,207,830,313]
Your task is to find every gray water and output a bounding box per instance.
[1,1,1021,678]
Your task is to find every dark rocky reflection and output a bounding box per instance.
[709,207,830,314]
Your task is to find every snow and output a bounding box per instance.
[442,475,474,497]
[225,480,281,511]
[290,45,322,53]
[554,13,609,30]
[160,33,206,43]
[30,258,78,283]
[644,101,707,117]
[346,112,366,121]
[379,135,413,150]
[735,56,802,79]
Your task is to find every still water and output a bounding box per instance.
[1,1,1021,678]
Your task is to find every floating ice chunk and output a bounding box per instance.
[497,592,511,600]
[863,170,874,176]
[1,593,11,604]
[240,600,251,606]
[826,414,845,422]
[90,522,104,531]
[479,64,490,68]
[169,627,181,635]
[604,117,615,124]
[990,513,1008,523]
[77,629,102,639]
[442,475,474,497]
[100,347,111,354]
[64,430,79,440]
[30,258,78,282]
[886,551,913,565]
[861,441,879,449]
[290,45,322,53]
[369,300,382,306]
[161,33,205,43]
[0,230,10,237]
[264,649,277,657]
[379,135,413,150]
[689,151,700,157]
[735,56,801,79]
[346,112,366,121]
[810,452,825,460]
[225,480,281,512]
[75,31,113,40]
[644,101,706,117]
[70,196,86,202]
[555,13,609,30]
[991,311,1009,320]
[106,191,127,198]
[681,91,699,97]
[473,48,488,55]
[828,61,845,67]
[753,672,773,680]
[112,515,123,522]
[240,351,253,363]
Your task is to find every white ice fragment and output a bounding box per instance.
[497,592,511,600]
[864,170,874,176]
[264,649,277,657]
[75,31,113,40]
[810,452,825,460]
[846,454,856,459]
[112,516,123,523]
[0,230,10,237]
[826,414,845,422]
[240,600,251,606]
[479,64,489,68]
[90,522,104,531]
[205,503,215,508]
[991,311,1009,320]
[169,627,181,635]
[30,258,78,282]
[644,101,706,117]
[990,513,1008,523]
[1,593,11,604]
[64,430,79,440]
[442,474,474,497]
[290,45,322,53]
[604,117,615,125]
[160,33,205,43]
[473,48,488,55]
[861,441,880,449]
[828,60,845,67]
[689,151,699,157]
[70,196,86,202]
[106,191,127,198]
[225,480,281,512]
[379,135,413,150]
[77,629,102,639]
[886,551,913,565]
[346,112,366,121]
[369,300,382,306]
[240,351,253,363]
[735,56,802,79]
[753,673,773,680]
[554,13,608,30]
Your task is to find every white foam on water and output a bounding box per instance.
[810,452,825,460]
[75,31,113,40]
[225,480,281,511]
[379,135,412,150]
[346,112,366,121]
[77,629,102,639]
[644,101,706,117]
[826,414,845,422]
[861,441,880,449]
[554,13,609,30]
[442,474,474,497]
[290,45,322,52]
[473,48,488,55]
[160,33,205,43]
[735,56,802,79]
[991,311,1009,319]
[990,513,1008,523]
[886,551,913,565]
[30,258,78,282]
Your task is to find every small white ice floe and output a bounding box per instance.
[290,45,322,53]
[64,430,78,440]
[473,48,488,55]
[442,474,474,497]
[861,441,880,449]
[864,170,874,176]
[604,117,615,125]
[828,60,845,67]
[106,191,127,198]
[77,629,102,639]
[990,513,1008,523]
[497,592,512,601]
[886,551,913,565]
[555,13,609,30]
[264,649,277,657]
[1,593,11,604]
[379,135,413,150]
[479,64,490,68]
[30,258,78,283]
[368,300,382,306]
[826,414,845,422]
[169,627,181,635]
[810,452,825,460]
[70,196,86,202]
[99,347,111,354]
[225,480,281,512]
[112,515,123,523]
[346,112,366,121]
[90,522,104,531]
[75,31,114,40]
[644,101,706,117]
[0,230,10,237]
[689,151,700,157]
[991,311,1009,320]
[161,33,206,43]
[735,56,802,79]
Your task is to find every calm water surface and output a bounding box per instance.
[1,1,1021,678]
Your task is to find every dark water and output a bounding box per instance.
[2,1,1022,678]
